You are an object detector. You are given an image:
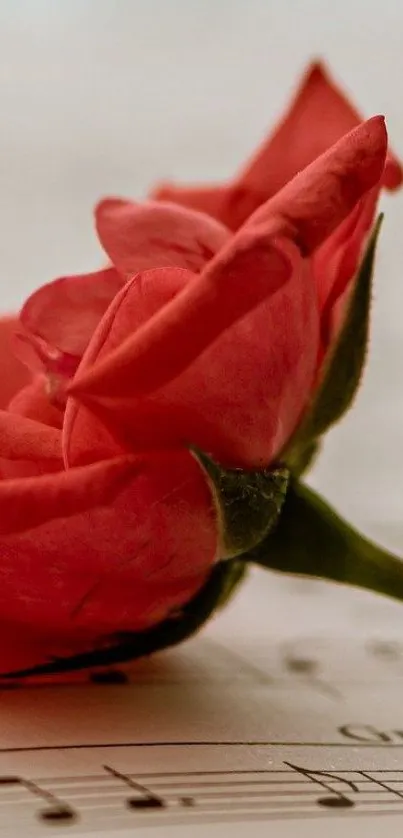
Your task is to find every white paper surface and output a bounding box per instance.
[2,568,403,837]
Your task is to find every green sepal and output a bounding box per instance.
[192,446,289,558]
[215,558,248,607]
[246,478,403,603]
[285,216,383,470]
[288,439,321,478]
[0,559,246,680]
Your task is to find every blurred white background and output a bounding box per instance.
[1,0,403,536]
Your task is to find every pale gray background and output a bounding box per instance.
[1,0,403,538]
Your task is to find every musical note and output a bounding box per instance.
[0,775,77,822]
[359,770,403,800]
[103,764,168,810]
[284,763,357,808]
[4,761,403,827]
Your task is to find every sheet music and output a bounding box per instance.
[3,567,403,837]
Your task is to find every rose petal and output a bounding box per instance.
[1,378,64,478]
[151,63,402,230]
[69,232,294,407]
[8,376,63,428]
[69,117,385,418]
[150,183,232,225]
[0,451,216,655]
[17,267,124,375]
[314,186,380,346]
[151,183,263,232]
[247,116,388,255]
[65,249,319,469]
[0,410,62,463]
[0,455,140,535]
[64,266,193,465]
[240,61,402,196]
[0,386,64,478]
[0,317,31,408]
[96,198,230,277]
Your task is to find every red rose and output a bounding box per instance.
[0,81,400,680]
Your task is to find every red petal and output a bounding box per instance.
[152,183,262,232]
[151,183,231,222]
[0,410,62,463]
[8,376,63,428]
[65,251,319,469]
[96,198,230,276]
[150,63,402,231]
[64,266,192,465]
[0,451,216,665]
[324,192,377,344]
[247,116,388,255]
[0,317,31,408]
[314,186,380,347]
[384,154,403,190]
[1,378,64,479]
[0,456,138,535]
[67,118,384,468]
[75,119,384,405]
[69,232,294,405]
[240,61,402,196]
[18,267,124,373]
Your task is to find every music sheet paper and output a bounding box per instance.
[3,567,403,837]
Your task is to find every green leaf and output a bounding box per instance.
[285,216,383,469]
[192,447,289,558]
[246,478,403,603]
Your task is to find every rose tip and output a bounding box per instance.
[358,115,403,193]
[369,113,386,127]
[357,115,388,178]
[306,59,327,81]
[95,196,124,216]
[363,114,386,141]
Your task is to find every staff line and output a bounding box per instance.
[0,740,403,754]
